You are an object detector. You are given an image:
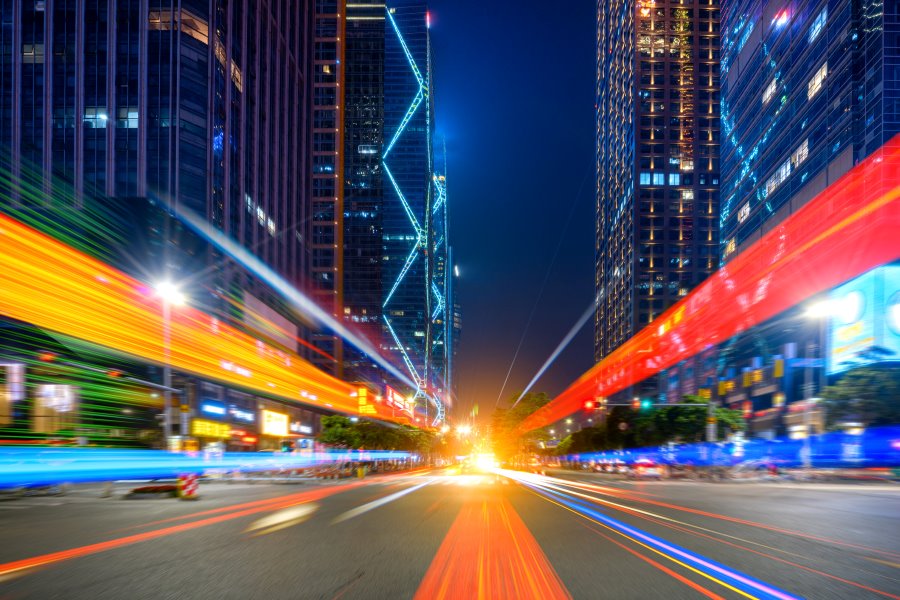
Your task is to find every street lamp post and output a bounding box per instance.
[155,282,186,450]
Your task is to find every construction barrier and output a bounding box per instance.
[177,474,199,500]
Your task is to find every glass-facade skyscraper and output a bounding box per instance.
[595,0,721,362]
[0,0,313,292]
[720,0,900,261]
[343,0,451,421]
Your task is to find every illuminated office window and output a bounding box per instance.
[809,9,827,43]
[807,63,827,99]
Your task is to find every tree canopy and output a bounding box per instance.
[823,365,900,429]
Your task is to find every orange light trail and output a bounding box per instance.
[413,494,571,600]
[521,136,900,432]
[0,213,396,421]
[0,481,368,579]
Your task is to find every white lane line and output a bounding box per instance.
[332,480,431,524]
[244,503,319,536]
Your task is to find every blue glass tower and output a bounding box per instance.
[343,0,449,423]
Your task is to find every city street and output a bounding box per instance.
[0,469,897,599]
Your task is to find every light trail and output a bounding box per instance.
[0,447,412,487]
[169,202,417,392]
[511,294,599,409]
[0,212,402,422]
[520,481,801,600]
[413,493,571,600]
[0,482,368,579]
[520,136,900,432]
[512,473,900,598]
[518,472,900,562]
[332,479,431,523]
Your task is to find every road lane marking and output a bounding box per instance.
[332,481,430,524]
[245,503,319,536]
[413,494,571,600]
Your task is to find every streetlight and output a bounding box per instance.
[155,281,187,449]
[456,424,472,436]
[799,297,842,469]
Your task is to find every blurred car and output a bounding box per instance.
[627,459,662,480]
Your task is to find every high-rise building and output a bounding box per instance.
[595,0,721,362]
[719,0,900,261]
[0,0,313,293]
[342,0,450,422]
[343,0,387,385]
[308,0,345,375]
[0,1,349,445]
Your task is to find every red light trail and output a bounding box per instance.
[521,135,900,432]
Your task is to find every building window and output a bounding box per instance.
[22,44,44,64]
[668,173,681,186]
[640,172,651,186]
[652,172,665,186]
[83,108,108,128]
[762,78,777,105]
[792,138,809,167]
[807,63,827,100]
[809,9,827,43]
[117,108,138,129]
[680,158,694,172]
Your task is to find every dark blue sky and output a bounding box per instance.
[430,1,597,420]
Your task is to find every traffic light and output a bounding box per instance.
[632,397,640,410]
[584,400,595,410]
[640,399,653,411]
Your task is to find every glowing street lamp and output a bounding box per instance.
[155,281,187,306]
[456,424,472,436]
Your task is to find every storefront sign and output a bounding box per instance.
[201,400,227,417]
[192,419,231,438]
[289,422,313,435]
[229,407,255,422]
[261,409,288,436]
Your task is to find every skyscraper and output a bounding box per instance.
[719,0,900,261]
[595,0,721,362]
[0,0,313,293]
[308,0,345,375]
[342,0,450,422]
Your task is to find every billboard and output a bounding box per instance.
[828,265,900,374]
[385,386,413,416]
[261,409,289,436]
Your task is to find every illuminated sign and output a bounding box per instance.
[261,410,288,436]
[289,422,313,435]
[357,387,377,416]
[191,419,231,438]
[201,401,227,416]
[737,202,750,224]
[229,407,255,422]
[385,386,413,416]
[828,266,900,374]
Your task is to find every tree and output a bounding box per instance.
[823,366,900,429]
[318,415,361,448]
[490,392,552,461]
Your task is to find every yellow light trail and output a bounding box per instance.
[0,213,394,420]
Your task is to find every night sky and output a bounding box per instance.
[430,1,597,421]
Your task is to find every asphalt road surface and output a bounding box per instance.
[0,468,898,599]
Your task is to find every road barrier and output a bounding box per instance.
[177,474,199,500]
